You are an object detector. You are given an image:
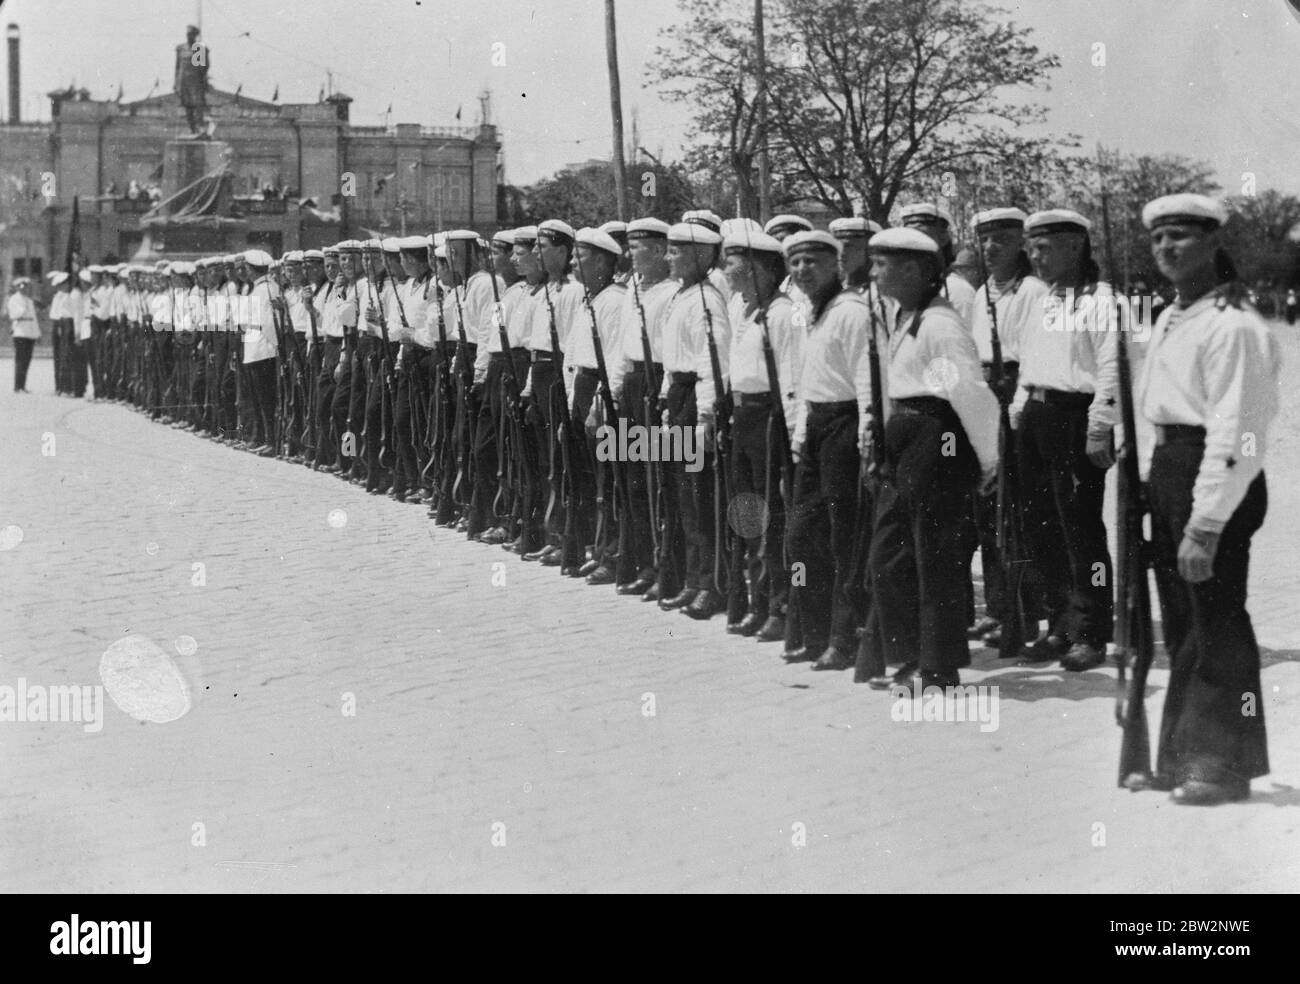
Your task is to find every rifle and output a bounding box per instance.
[971,217,1031,660]
[368,265,397,470]
[629,273,662,561]
[488,269,525,524]
[1101,166,1156,788]
[574,251,629,562]
[302,282,322,454]
[755,278,798,634]
[447,263,476,509]
[698,277,733,596]
[541,277,576,538]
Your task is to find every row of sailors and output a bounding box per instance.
[83,193,1277,805]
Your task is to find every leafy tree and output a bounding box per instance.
[518,161,698,226]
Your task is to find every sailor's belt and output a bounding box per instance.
[490,348,526,362]
[1155,424,1206,446]
[629,360,663,374]
[532,351,557,363]
[735,391,774,407]
[1027,386,1093,408]
[891,396,949,416]
[323,335,344,344]
[576,366,602,379]
[669,371,698,386]
[808,399,858,414]
[405,342,432,354]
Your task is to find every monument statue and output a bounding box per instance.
[174,25,211,138]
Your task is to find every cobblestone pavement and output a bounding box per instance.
[2,337,1298,894]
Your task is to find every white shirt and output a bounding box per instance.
[657,279,731,413]
[791,290,872,448]
[943,272,977,328]
[321,281,358,340]
[1011,282,1120,436]
[242,276,280,363]
[610,276,676,402]
[970,274,1049,364]
[474,275,524,382]
[1136,290,1280,533]
[6,293,39,339]
[883,296,1000,473]
[729,292,800,439]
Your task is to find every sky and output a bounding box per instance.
[2,0,1298,194]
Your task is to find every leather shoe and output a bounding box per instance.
[783,643,821,663]
[755,615,786,642]
[618,576,655,596]
[578,558,601,577]
[1171,778,1249,805]
[660,587,698,611]
[866,661,920,691]
[585,565,616,586]
[641,582,663,603]
[1060,642,1106,672]
[968,616,1000,640]
[560,565,584,577]
[728,611,766,637]
[1020,634,1069,663]
[540,550,564,567]
[478,527,508,545]
[523,545,558,563]
[683,589,724,620]
[811,645,855,671]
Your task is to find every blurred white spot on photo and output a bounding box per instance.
[0,525,24,551]
[145,541,159,555]
[327,509,348,528]
[99,635,193,724]
[175,635,198,657]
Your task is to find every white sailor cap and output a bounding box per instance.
[1141,194,1228,230]
[491,229,516,247]
[361,238,383,252]
[575,227,623,257]
[900,202,954,228]
[432,243,448,260]
[336,240,363,254]
[537,219,576,243]
[222,254,240,264]
[626,217,670,239]
[396,235,428,252]
[829,216,883,238]
[970,207,1029,231]
[598,220,628,239]
[303,249,325,260]
[430,232,447,249]
[446,229,479,243]
[242,249,273,267]
[88,264,103,274]
[172,261,196,275]
[52,272,69,285]
[722,229,784,255]
[681,209,723,233]
[376,238,398,254]
[11,276,31,287]
[512,225,539,244]
[1025,208,1091,235]
[154,260,171,270]
[764,214,813,235]
[782,229,843,257]
[720,217,764,240]
[867,228,941,254]
[79,269,93,282]
[667,222,722,246]
[283,250,305,263]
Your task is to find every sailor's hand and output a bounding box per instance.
[978,463,999,497]
[1086,429,1116,469]
[1178,528,1220,584]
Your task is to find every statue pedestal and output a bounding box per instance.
[162,139,232,199]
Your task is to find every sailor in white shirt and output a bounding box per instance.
[87,265,114,400]
[519,220,585,563]
[781,230,871,669]
[240,249,280,455]
[720,228,799,644]
[766,213,814,325]
[445,230,496,533]
[608,217,678,596]
[1134,194,1279,805]
[862,228,999,692]
[655,221,731,618]
[6,277,39,392]
[71,270,93,398]
[1014,208,1119,670]
[389,236,436,500]
[320,243,360,471]
[899,202,977,327]
[682,209,732,305]
[966,207,1051,649]
[472,229,531,537]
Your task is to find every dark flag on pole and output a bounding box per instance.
[64,195,82,278]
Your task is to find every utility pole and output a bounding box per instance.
[605,0,628,221]
[754,0,771,224]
